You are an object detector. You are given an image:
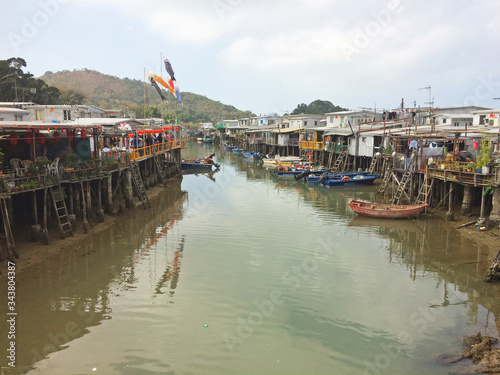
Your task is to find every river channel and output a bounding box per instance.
[1,141,500,374]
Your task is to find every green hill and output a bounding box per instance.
[39,69,255,125]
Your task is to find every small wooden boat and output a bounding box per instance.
[321,174,379,187]
[348,199,428,219]
[181,162,213,171]
[203,137,213,143]
[242,151,263,160]
[233,148,243,155]
[262,156,305,166]
[181,154,218,171]
[273,167,329,178]
[306,171,370,183]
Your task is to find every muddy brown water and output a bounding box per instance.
[1,142,499,374]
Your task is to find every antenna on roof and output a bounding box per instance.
[418,85,434,110]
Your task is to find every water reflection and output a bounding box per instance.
[0,184,187,373]
[216,144,500,345]
[3,142,500,374]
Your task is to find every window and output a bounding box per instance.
[35,110,43,121]
[442,119,447,124]
[14,115,23,121]
[63,110,72,121]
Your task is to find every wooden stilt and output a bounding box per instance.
[81,181,89,233]
[1,198,18,260]
[446,183,454,221]
[42,187,49,244]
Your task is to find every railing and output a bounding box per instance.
[299,141,324,150]
[129,139,187,162]
[428,166,498,187]
[324,143,348,153]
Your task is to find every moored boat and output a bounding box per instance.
[272,167,329,178]
[242,151,263,160]
[348,199,428,219]
[233,147,243,155]
[181,161,213,171]
[181,153,219,171]
[321,174,379,187]
[262,156,305,166]
[306,171,370,183]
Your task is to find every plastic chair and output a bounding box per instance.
[21,159,34,173]
[10,158,23,175]
[47,157,60,177]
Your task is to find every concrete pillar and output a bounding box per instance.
[460,185,473,216]
[124,169,134,208]
[104,176,115,215]
[85,181,92,212]
[74,184,82,220]
[489,187,500,227]
[96,179,104,223]
[478,186,487,226]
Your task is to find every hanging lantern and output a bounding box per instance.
[9,134,18,145]
[38,134,46,144]
[53,131,60,142]
[25,132,33,144]
[81,129,87,138]
[473,141,478,149]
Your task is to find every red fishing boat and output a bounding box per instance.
[348,199,427,219]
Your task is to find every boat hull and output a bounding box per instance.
[242,151,262,159]
[322,174,379,187]
[181,162,212,171]
[348,199,428,219]
[306,171,370,183]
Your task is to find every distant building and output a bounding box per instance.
[0,107,29,121]
[325,110,383,128]
[24,104,106,123]
[284,114,324,128]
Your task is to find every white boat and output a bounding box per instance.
[262,156,304,166]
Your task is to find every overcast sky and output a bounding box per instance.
[1,0,499,115]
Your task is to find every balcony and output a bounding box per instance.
[299,141,324,150]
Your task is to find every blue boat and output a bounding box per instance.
[321,174,379,187]
[306,171,370,183]
[203,138,213,143]
[273,167,329,178]
[242,151,263,160]
[222,144,235,150]
[181,162,213,171]
[233,148,243,155]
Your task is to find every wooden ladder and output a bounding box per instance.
[391,155,415,205]
[331,151,347,172]
[415,175,434,205]
[377,165,393,194]
[152,148,168,187]
[1,197,18,261]
[369,153,381,174]
[129,161,151,208]
[50,184,73,238]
